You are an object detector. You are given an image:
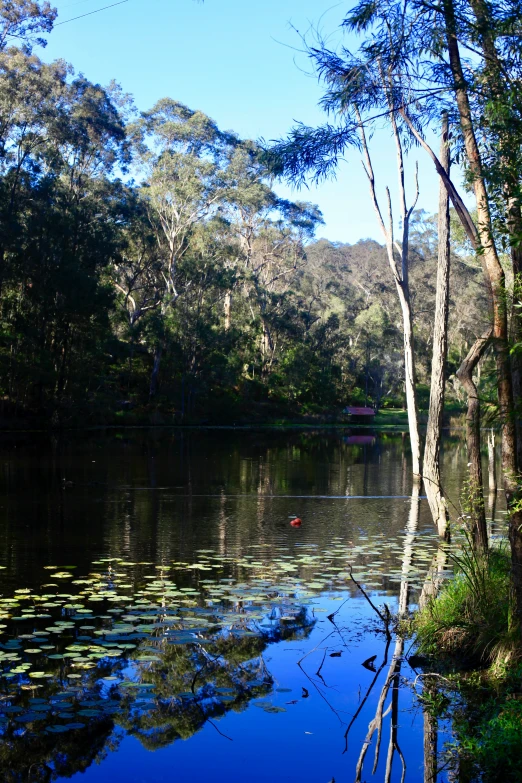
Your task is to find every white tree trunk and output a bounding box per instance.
[224,291,232,331]
[397,287,421,478]
[488,429,497,494]
[355,104,421,480]
[399,478,421,616]
[423,113,451,537]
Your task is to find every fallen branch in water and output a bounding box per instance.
[343,637,391,755]
[348,564,392,641]
[411,672,453,690]
[327,597,351,623]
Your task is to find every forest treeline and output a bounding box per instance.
[0,2,490,426]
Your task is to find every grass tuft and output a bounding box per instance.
[415,540,518,670]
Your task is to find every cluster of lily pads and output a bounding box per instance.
[0,530,444,738]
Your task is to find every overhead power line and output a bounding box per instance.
[55,0,129,26]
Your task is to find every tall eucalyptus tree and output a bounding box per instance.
[0,48,128,414]
[131,99,237,397]
[346,0,522,622]
[223,142,323,377]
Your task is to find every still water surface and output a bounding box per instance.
[0,429,476,782]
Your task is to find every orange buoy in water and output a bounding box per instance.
[290,518,302,527]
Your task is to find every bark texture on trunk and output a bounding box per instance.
[457,329,492,551]
[423,113,451,537]
[488,429,498,532]
[464,9,522,466]
[507,200,522,469]
[419,543,449,610]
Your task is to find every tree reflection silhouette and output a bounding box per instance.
[345,483,421,783]
[0,608,314,781]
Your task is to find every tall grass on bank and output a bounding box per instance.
[416,540,518,669]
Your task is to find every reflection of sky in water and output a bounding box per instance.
[67,600,428,783]
[0,429,491,782]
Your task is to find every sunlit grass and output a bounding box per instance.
[415,541,519,670]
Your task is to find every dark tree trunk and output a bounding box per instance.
[423,683,438,783]
[457,329,492,551]
[149,343,163,399]
[507,204,522,470]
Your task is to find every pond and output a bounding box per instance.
[0,428,494,782]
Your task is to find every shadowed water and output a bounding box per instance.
[0,429,481,782]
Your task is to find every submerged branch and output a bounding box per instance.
[348,564,392,641]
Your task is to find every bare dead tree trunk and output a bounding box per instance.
[399,289,422,478]
[423,113,451,538]
[355,105,421,478]
[457,329,491,551]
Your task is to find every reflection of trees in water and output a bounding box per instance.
[98,432,429,583]
[118,614,314,750]
[422,681,439,783]
[344,483,421,783]
[0,607,314,782]
[0,430,473,781]
[0,429,473,596]
[0,718,120,783]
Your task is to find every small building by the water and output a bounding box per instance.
[343,406,376,424]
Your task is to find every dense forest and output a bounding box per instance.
[0,2,492,427]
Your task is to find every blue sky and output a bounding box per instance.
[38,0,449,244]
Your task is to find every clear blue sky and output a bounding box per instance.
[38,0,449,244]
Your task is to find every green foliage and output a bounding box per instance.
[0,19,491,426]
[0,0,56,53]
[451,691,522,783]
[415,542,515,668]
